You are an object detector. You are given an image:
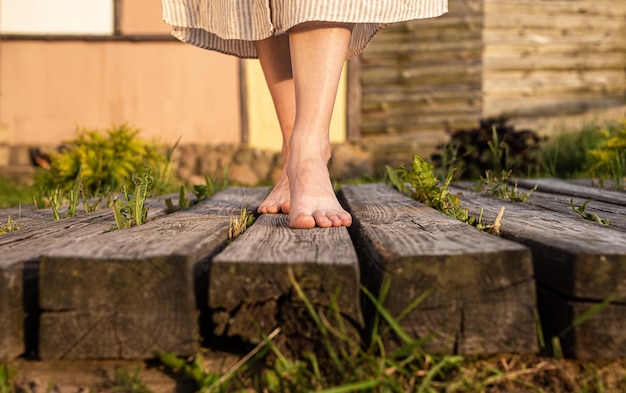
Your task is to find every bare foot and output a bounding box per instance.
[287,151,352,229]
[257,169,291,214]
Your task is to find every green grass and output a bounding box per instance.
[0,177,34,209]
[151,274,626,393]
[540,122,610,178]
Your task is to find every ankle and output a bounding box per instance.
[289,134,331,163]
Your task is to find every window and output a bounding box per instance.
[0,0,115,35]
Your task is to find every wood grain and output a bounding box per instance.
[453,187,626,358]
[339,183,537,355]
[515,178,626,207]
[519,187,626,231]
[0,193,191,360]
[209,213,362,356]
[539,288,626,359]
[356,0,483,165]
[37,187,267,360]
[452,187,626,300]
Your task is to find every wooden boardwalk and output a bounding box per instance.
[1,180,625,362]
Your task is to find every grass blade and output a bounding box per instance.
[317,379,381,393]
[362,283,413,345]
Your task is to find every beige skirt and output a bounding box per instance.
[162,0,448,59]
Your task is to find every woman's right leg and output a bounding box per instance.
[254,34,295,214]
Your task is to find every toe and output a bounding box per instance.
[290,213,316,229]
[326,213,343,227]
[339,212,352,227]
[258,203,279,214]
[312,211,333,228]
[281,200,291,214]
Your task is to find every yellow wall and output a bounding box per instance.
[0,0,348,152]
[245,60,347,151]
[0,41,241,147]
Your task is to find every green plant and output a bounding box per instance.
[192,167,229,203]
[386,154,462,218]
[49,189,62,221]
[551,294,618,360]
[111,366,153,393]
[228,206,255,242]
[0,178,33,209]
[585,120,626,189]
[540,123,607,178]
[165,185,191,212]
[386,154,503,234]
[156,328,276,393]
[154,271,626,392]
[475,170,537,203]
[0,216,22,235]
[570,199,610,225]
[471,127,537,203]
[112,168,152,229]
[432,117,544,180]
[34,125,171,199]
[0,363,16,393]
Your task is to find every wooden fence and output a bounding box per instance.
[352,0,626,170]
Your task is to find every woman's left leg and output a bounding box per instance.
[286,22,354,229]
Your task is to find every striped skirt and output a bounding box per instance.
[161,0,448,59]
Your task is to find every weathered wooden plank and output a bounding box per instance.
[483,70,626,94]
[515,178,626,207]
[453,187,626,300]
[37,187,267,360]
[517,187,626,231]
[539,289,626,360]
[209,214,362,356]
[453,188,626,358]
[358,0,483,158]
[485,0,626,21]
[483,95,626,118]
[362,62,482,87]
[484,51,626,72]
[0,194,183,361]
[339,184,537,355]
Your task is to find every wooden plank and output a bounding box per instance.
[538,288,626,360]
[515,178,626,207]
[37,187,267,360]
[6,354,238,393]
[209,214,362,356]
[0,194,185,361]
[518,188,626,231]
[339,184,537,355]
[453,188,626,358]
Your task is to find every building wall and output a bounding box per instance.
[0,0,347,159]
[482,0,626,134]
[358,0,484,168]
[355,0,626,170]
[0,0,241,155]
[0,41,241,147]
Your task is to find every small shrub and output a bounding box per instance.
[0,363,16,393]
[0,216,22,235]
[585,120,626,189]
[34,125,173,198]
[0,177,33,209]
[112,167,152,229]
[540,123,607,178]
[432,117,544,179]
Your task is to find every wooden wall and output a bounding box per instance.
[355,0,626,171]
[482,0,626,133]
[357,0,483,170]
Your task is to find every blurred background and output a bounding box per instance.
[0,0,625,200]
